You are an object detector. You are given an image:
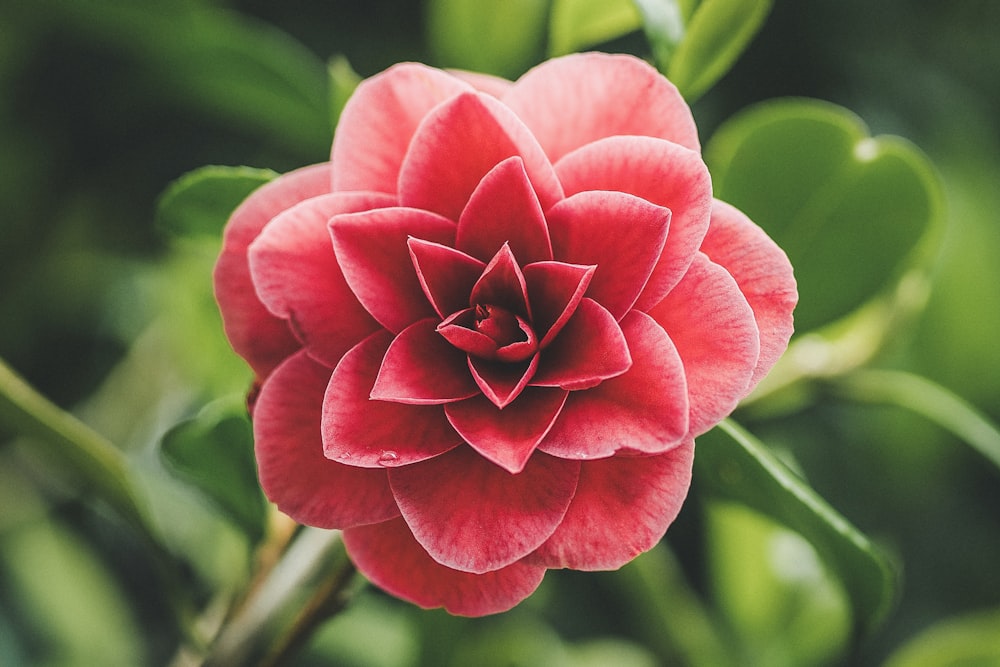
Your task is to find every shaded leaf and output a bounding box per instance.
[155,165,277,239]
[706,99,943,332]
[632,0,686,73]
[883,607,1000,667]
[695,419,897,635]
[548,0,642,56]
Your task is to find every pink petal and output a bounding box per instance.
[503,53,699,163]
[214,163,332,378]
[248,192,393,368]
[531,298,631,390]
[371,319,480,404]
[456,156,552,264]
[331,63,472,194]
[448,69,514,98]
[388,446,580,572]
[527,441,694,570]
[522,261,595,347]
[555,135,713,309]
[647,253,760,437]
[444,389,568,473]
[469,243,531,321]
[467,355,538,408]
[539,311,689,459]
[343,517,546,616]
[330,207,456,334]
[546,191,670,320]
[437,308,501,359]
[398,92,563,221]
[254,350,399,528]
[699,200,797,391]
[408,238,484,318]
[322,331,462,467]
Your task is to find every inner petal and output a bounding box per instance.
[469,242,532,321]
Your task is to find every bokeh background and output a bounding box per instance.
[1,1,998,665]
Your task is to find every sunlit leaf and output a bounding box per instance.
[160,395,267,543]
[695,420,897,635]
[548,0,642,56]
[706,99,944,332]
[883,607,1000,667]
[632,0,685,73]
[155,165,277,239]
[329,55,362,131]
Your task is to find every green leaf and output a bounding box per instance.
[155,165,277,239]
[666,0,772,100]
[632,0,686,73]
[426,0,550,79]
[548,0,642,56]
[328,55,362,132]
[706,99,944,332]
[831,370,1000,473]
[883,607,1000,667]
[160,396,267,543]
[695,420,897,635]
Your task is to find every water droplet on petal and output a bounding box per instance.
[377,450,400,466]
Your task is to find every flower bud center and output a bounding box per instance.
[474,304,525,347]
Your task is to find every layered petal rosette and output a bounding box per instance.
[214,53,797,616]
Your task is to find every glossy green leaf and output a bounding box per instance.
[155,165,277,239]
[666,0,772,100]
[695,420,897,635]
[883,607,1000,667]
[426,0,549,78]
[706,99,943,332]
[160,396,267,543]
[548,0,642,56]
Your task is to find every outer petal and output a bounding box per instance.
[254,350,399,528]
[248,192,392,368]
[539,311,688,459]
[527,441,694,570]
[448,69,514,98]
[344,517,546,616]
[546,190,670,320]
[699,200,797,391]
[331,63,472,194]
[444,388,568,473]
[322,331,462,467]
[555,135,713,309]
[371,319,480,404]
[456,156,552,264]
[398,92,563,221]
[389,446,580,573]
[530,298,631,391]
[647,253,759,437]
[330,207,456,334]
[503,52,699,162]
[214,163,332,378]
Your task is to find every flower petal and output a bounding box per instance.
[530,298,631,390]
[371,319,480,404]
[699,200,797,391]
[248,192,392,368]
[254,350,399,528]
[330,207,456,334]
[469,243,531,321]
[527,441,694,570]
[408,238,484,318]
[331,63,472,194]
[522,261,595,347]
[467,355,539,409]
[398,92,563,221]
[322,331,462,467]
[456,156,552,264]
[647,252,759,437]
[444,388,568,473]
[448,69,514,97]
[539,311,688,459]
[555,135,713,309]
[214,163,332,378]
[343,517,546,616]
[388,446,580,572]
[503,52,699,162]
[546,190,670,320]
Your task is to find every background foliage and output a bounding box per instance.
[1,1,998,665]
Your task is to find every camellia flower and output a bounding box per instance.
[214,53,796,616]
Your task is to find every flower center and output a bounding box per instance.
[474,304,525,347]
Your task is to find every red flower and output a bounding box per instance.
[214,53,797,615]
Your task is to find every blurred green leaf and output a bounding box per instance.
[155,165,277,239]
[706,99,943,332]
[160,395,266,543]
[632,0,685,73]
[426,0,550,78]
[696,420,897,635]
[666,0,772,100]
[329,55,362,132]
[548,0,642,56]
[883,607,1000,667]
